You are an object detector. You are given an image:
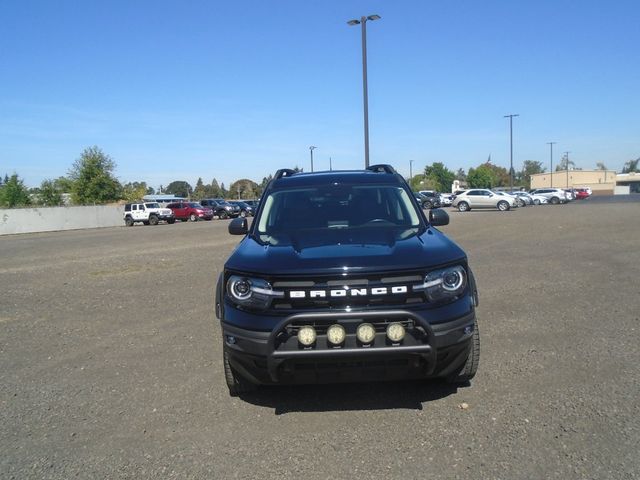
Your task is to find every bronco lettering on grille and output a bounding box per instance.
[288,285,408,299]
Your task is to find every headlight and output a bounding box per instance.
[226,275,283,310]
[413,265,467,302]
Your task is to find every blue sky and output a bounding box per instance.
[1,0,638,189]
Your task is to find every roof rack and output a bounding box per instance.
[274,168,297,179]
[367,164,397,174]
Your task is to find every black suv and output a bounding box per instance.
[216,165,479,395]
[200,199,241,219]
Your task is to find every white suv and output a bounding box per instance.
[124,202,176,226]
[529,188,567,205]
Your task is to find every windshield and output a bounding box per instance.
[144,203,160,208]
[255,184,421,244]
[188,202,202,208]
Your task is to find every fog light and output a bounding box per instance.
[356,323,376,344]
[386,323,406,343]
[297,326,316,346]
[326,324,346,345]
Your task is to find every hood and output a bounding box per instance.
[225,227,466,275]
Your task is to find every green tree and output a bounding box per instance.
[519,160,545,189]
[467,165,497,189]
[192,177,208,200]
[165,180,192,198]
[220,182,227,198]
[53,176,74,193]
[229,179,259,200]
[38,179,64,206]
[68,146,122,204]
[622,158,639,173]
[0,173,31,207]
[596,162,608,170]
[122,182,149,202]
[424,162,455,193]
[555,154,575,171]
[455,168,467,181]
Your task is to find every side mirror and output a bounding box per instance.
[429,208,449,227]
[228,217,248,235]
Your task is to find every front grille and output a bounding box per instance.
[268,271,427,311]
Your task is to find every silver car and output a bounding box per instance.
[452,189,515,212]
[530,188,568,205]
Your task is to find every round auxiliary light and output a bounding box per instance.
[231,277,252,300]
[442,270,463,291]
[356,323,376,344]
[326,324,346,345]
[386,323,406,343]
[297,326,316,346]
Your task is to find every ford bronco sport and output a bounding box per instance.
[216,165,479,395]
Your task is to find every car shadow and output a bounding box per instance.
[238,379,464,415]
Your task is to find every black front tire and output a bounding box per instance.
[125,216,134,227]
[458,201,470,212]
[446,317,480,384]
[189,213,198,222]
[219,211,228,220]
[149,215,159,225]
[223,349,257,396]
[167,218,176,224]
[550,196,560,205]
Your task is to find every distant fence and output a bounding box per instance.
[0,205,124,235]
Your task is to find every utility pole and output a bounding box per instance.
[409,160,414,182]
[329,157,333,171]
[547,142,556,187]
[564,151,571,188]
[309,146,316,172]
[504,114,519,192]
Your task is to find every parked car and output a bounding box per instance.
[564,189,576,201]
[414,192,440,209]
[492,191,521,207]
[513,191,548,205]
[242,200,260,209]
[452,189,515,212]
[439,193,454,206]
[166,201,214,221]
[529,188,568,205]
[576,187,592,197]
[123,202,175,226]
[229,201,254,217]
[417,191,441,208]
[200,199,241,219]
[575,189,590,200]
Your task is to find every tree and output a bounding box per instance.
[467,165,497,189]
[622,158,639,173]
[68,146,122,204]
[165,181,192,198]
[555,154,575,171]
[519,160,545,190]
[0,173,31,207]
[229,179,259,200]
[53,176,74,193]
[424,162,455,193]
[220,182,227,198]
[455,168,467,181]
[38,179,64,206]
[122,182,149,202]
[596,162,608,171]
[193,177,207,200]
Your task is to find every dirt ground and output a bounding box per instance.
[1,199,639,479]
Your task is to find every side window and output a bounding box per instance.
[132,205,138,211]
[467,190,478,196]
[125,204,131,212]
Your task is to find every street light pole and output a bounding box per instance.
[504,114,519,192]
[409,160,414,181]
[547,141,556,187]
[348,14,381,168]
[329,156,332,171]
[309,146,316,172]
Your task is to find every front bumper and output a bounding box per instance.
[221,308,476,385]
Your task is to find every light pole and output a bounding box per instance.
[347,14,381,168]
[504,114,519,192]
[309,146,316,172]
[409,160,414,182]
[329,156,333,171]
[547,142,556,187]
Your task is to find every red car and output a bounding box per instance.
[166,202,214,221]
[575,190,590,200]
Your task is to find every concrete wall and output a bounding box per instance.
[0,205,124,235]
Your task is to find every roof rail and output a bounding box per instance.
[274,168,297,179]
[367,164,397,174]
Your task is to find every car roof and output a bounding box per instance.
[271,170,403,189]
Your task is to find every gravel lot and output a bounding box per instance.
[1,199,639,479]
